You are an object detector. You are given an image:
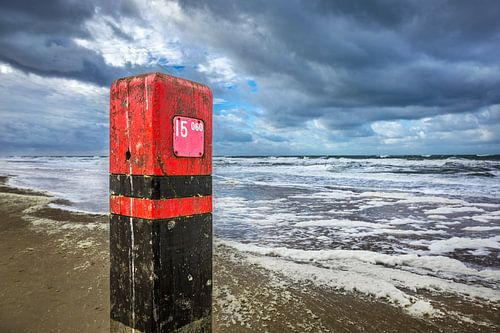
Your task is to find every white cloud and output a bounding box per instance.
[0,63,14,74]
[368,108,500,151]
[74,12,183,67]
[213,98,227,105]
[198,57,237,85]
[371,121,406,138]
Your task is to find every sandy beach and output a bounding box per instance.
[0,176,109,332]
[0,176,498,332]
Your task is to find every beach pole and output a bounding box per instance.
[109,73,212,332]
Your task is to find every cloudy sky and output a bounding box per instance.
[1,0,499,156]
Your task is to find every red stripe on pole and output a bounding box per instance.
[109,195,212,219]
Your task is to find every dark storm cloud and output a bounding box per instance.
[178,0,500,131]
[0,0,94,37]
[2,0,499,117]
[0,0,233,90]
[0,0,499,155]
[0,0,146,86]
[0,0,140,39]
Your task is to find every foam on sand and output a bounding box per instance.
[427,236,500,255]
[294,219,386,229]
[424,206,485,215]
[220,240,500,320]
[471,210,500,222]
[359,191,467,205]
[388,217,427,225]
[462,226,500,232]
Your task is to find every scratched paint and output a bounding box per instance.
[110,72,212,176]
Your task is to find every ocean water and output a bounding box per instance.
[1,155,499,317]
[214,156,500,266]
[0,156,108,213]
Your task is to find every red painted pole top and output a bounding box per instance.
[110,72,212,176]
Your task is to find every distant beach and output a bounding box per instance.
[0,156,499,332]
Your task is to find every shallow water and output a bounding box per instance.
[1,155,499,315]
[213,156,500,267]
[1,155,499,265]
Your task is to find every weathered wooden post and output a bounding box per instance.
[109,73,212,332]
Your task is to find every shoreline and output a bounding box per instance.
[0,176,109,332]
[214,241,500,332]
[0,176,498,332]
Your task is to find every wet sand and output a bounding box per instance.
[0,176,109,332]
[0,176,498,332]
[214,243,499,333]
